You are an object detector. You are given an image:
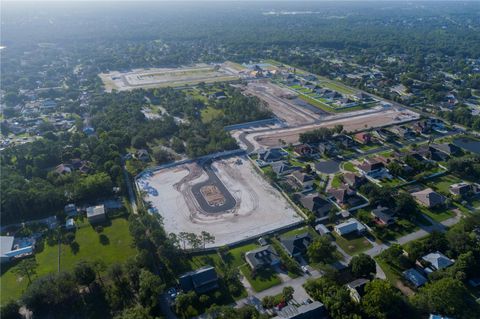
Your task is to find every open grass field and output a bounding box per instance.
[1,217,136,305]
[239,264,281,292]
[342,161,357,172]
[201,106,224,123]
[332,232,372,255]
[425,174,462,196]
[419,206,455,223]
[322,81,356,95]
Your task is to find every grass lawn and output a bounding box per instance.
[331,174,343,188]
[201,106,224,123]
[322,81,356,95]
[239,265,281,292]
[280,226,319,240]
[332,232,372,255]
[426,174,462,196]
[375,257,402,286]
[189,252,224,272]
[226,243,260,268]
[1,217,136,305]
[298,94,334,113]
[342,161,356,172]
[419,206,455,223]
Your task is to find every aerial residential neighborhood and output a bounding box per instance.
[1,1,480,319]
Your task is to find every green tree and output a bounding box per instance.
[361,279,405,319]
[282,286,295,302]
[13,258,39,285]
[307,237,336,263]
[138,269,164,310]
[200,231,215,249]
[74,261,96,286]
[349,254,376,278]
[412,277,478,318]
[0,300,21,319]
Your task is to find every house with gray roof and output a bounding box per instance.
[272,301,328,319]
[421,251,454,271]
[334,218,366,236]
[403,268,428,288]
[411,188,445,208]
[245,245,281,270]
[280,233,312,258]
[298,193,333,218]
[179,266,219,294]
[86,205,107,224]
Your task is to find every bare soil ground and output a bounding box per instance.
[238,107,419,149]
[243,81,321,126]
[99,63,239,92]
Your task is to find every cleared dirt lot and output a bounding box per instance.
[137,156,300,248]
[238,107,419,149]
[243,81,322,126]
[99,63,239,92]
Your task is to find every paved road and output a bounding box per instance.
[190,160,237,213]
[365,211,462,258]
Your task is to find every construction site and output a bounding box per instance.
[136,155,301,248]
[99,63,240,92]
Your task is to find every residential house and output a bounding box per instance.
[291,171,315,190]
[421,251,454,271]
[449,182,471,197]
[317,141,338,156]
[354,132,372,145]
[271,161,298,177]
[272,301,328,319]
[86,205,107,224]
[179,266,219,294]
[258,148,287,163]
[209,91,226,100]
[346,278,369,303]
[64,204,78,217]
[334,218,366,236]
[357,158,386,178]
[0,236,35,264]
[354,92,373,102]
[315,224,331,236]
[403,268,428,288]
[413,120,432,134]
[298,193,333,218]
[343,172,366,189]
[429,143,461,157]
[293,144,315,157]
[135,149,150,162]
[372,128,394,142]
[336,97,357,108]
[328,186,365,208]
[411,188,445,208]
[54,164,73,175]
[280,233,313,258]
[390,126,416,140]
[333,134,355,148]
[245,245,281,270]
[65,218,76,230]
[371,206,396,226]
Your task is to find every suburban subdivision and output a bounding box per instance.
[2,2,480,318]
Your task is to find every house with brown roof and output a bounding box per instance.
[291,171,315,189]
[411,188,446,208]
[354,132,372,145]
[357,158,386,178]
[293,144,315,157]
[371,206,396,226]
[298,193,333,218]
[343,172,366,189]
